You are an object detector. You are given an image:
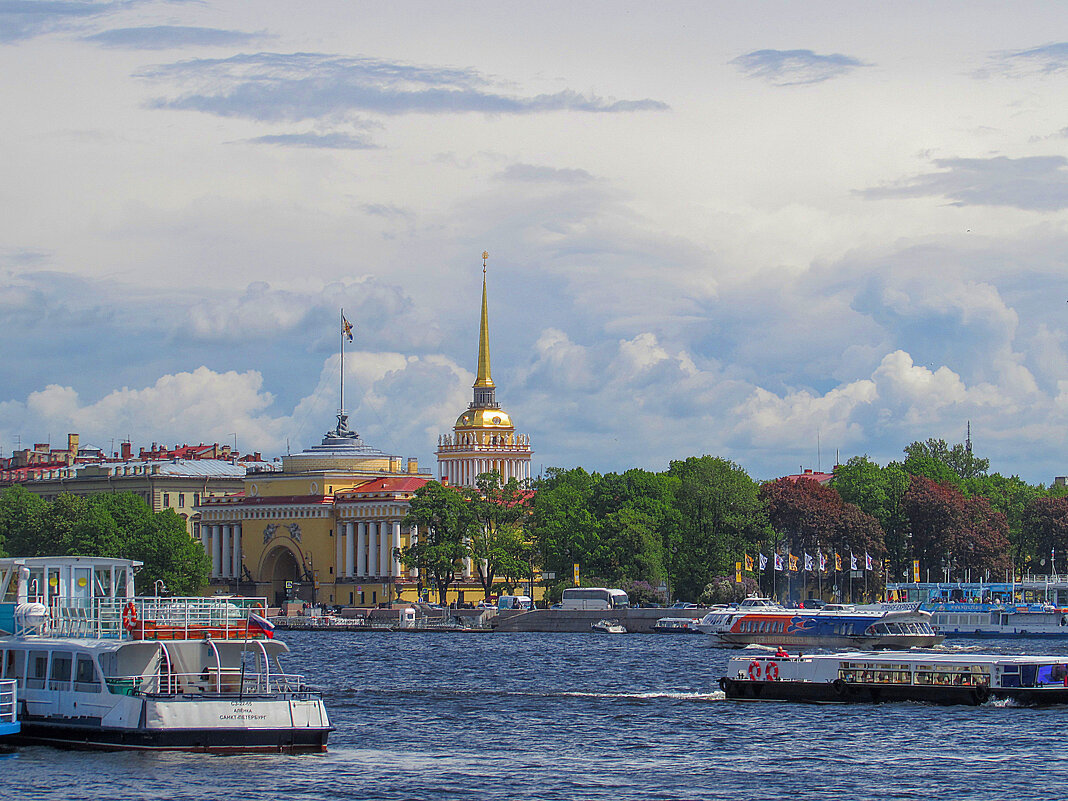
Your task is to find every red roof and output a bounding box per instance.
[780,469,835,485]
[337,476,431,497]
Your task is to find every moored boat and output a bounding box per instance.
[0,556,332,752]
[591,619,626,634]
[719,650,1068,706]
[923,601,1068,638]
[696,597,941,649]
[652,617,702,634]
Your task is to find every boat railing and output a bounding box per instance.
[0,678,16,724]
[106,670,313,698]
[15,595,270,640]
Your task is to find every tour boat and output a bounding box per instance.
[591,619,627,634]
[923,601,1068,638]
[695,597,942,649]
[0,556,332,752]
[718,650,1068,706]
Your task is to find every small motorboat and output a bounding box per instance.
[591,619,626,634]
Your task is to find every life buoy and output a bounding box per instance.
[122,601,139,631]
[832,677,849,697]
[748,660,762,680]
[973,685,990,705]
[765,662,780,681]
[251,602,265,615]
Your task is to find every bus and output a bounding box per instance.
[559,588,630,611]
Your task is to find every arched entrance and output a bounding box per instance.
[261,545,306,607]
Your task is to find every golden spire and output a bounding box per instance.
[475,251,494,388]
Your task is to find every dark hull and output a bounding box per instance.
[719,678,1068,707]
[12,718,331,753]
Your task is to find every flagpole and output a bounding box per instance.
[340,308,345,415]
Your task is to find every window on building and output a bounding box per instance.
[194,492,200,506]
[163,493,170,506]
[178,493,185,507]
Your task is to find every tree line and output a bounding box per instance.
[401,439,1068,605]
[0,485,210,594]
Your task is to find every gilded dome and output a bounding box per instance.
[454,407,514,429]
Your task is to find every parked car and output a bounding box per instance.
[669,601,699,609]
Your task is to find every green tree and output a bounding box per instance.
[832,457,909,578]
[399,481,476,605]
[0,485,48,557]
[903,438,989,482]
[0,488,209,592]
[529,467,599,589]
[667,456,768,601]
[468,471,534,601]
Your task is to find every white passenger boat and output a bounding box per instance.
[0,556,332,752]
[924,602,1068,638]
[719,650,1068,706]
[696,597,941,649]
[591,619,626,634]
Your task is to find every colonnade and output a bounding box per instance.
[335,521,413,578]
[201,523,242,579]
[438,457,530,488]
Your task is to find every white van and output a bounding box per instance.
[497,595,533,610]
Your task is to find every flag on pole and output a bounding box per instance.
[342,314,354,342]
[774,553,784,572]
[865,552,873,571]
[819,551,827,572]
[789,554,799,572]
[850,552,858,571]
[759,553,768,571]
[834,552,842,571]
[804,552,814,572]
[248,613,275,640]
[744,553,754,572]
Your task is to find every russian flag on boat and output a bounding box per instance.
[249,612,275,639]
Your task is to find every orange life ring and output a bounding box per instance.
[122,601,139,631]
[748,660,762,681]
[765,662,780,681]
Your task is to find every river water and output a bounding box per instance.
[6,632,1068,800]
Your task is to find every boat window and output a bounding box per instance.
[74,655,101,693]
[27,650,48,690]
[3,650,26,688]
[49,651,73,691]
[1036,664,1068,686]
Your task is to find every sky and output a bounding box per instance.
[2,1,1068,484]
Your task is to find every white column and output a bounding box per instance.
[410,526,419,578]
[201,523,210,557]
[336,522,343,578]
[357,522,367,577]
[379,522,390,576]
[211,525,221,577]
[367,522,378,576]
[232,525,241,579]
[392,521,402,576]
[221,525,231,578]
[346,522,355,577]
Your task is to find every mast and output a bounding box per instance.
[340,307,346,416]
